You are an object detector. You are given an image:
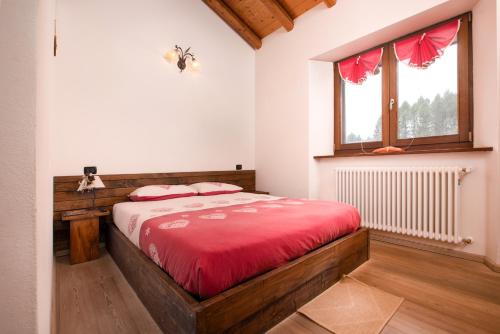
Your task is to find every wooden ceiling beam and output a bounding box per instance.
[324,0,337,8]
[203,0,262,49]
[259,0,294,32]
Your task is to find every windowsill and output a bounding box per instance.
[313,146,493,159]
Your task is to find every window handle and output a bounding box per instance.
[389,98,395,111]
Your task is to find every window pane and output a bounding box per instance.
[342,69,382,144]
[397,43,458,139]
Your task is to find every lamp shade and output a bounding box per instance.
[77,175,106,192]
[164,49,178,63]
[191,57,201,68]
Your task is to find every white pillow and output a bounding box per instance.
[129,185,197,202]
[190,182,243,196]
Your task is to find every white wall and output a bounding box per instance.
[36,0,55,332]
[54,0,255,176]
[496,0,500,264]
[308,61,333,199]
[0,0,39,332]
[485,0,500,264]
[256,0,500,259]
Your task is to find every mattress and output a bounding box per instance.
[113,192,360,299]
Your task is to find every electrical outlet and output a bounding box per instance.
[84,166,97,175]
[236,164,242,170]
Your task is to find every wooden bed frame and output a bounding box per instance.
[54,170,369,333]
[106,224,369,333]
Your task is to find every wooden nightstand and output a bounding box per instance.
[62,209,110,264]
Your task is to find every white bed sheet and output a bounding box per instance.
[113,192,282,247]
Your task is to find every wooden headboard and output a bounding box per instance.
[53,170,256,253]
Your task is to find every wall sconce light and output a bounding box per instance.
[164,45,200,73]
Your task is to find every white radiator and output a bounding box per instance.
[335,167,470,244]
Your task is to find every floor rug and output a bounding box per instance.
[298,275,404,334]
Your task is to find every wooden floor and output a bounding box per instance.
[56,241,500,334]
[56,251,162,334]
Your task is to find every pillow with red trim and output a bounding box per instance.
[190,182,243,196]
[129,185,197,202]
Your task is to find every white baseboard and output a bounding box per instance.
[484,256,500,273]
[370,230,499,272]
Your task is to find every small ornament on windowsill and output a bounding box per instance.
[372,146,404,154]
[359,137,415,154]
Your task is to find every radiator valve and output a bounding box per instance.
[462,237,473,245]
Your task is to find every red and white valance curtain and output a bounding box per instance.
[338,19,461,85]
[338,48,383,85]
[393,19,460,69]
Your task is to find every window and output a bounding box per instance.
[397,43,458,139]
[334,13,472,155]
[343,67,382,144]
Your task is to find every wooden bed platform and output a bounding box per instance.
[106,224,369,333]
[54,169,369,333]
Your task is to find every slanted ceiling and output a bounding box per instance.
[203,0,337,49]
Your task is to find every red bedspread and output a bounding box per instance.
[138,198,360,299]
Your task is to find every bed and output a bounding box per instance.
[53,170,369,333]
[112,191,362,299]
